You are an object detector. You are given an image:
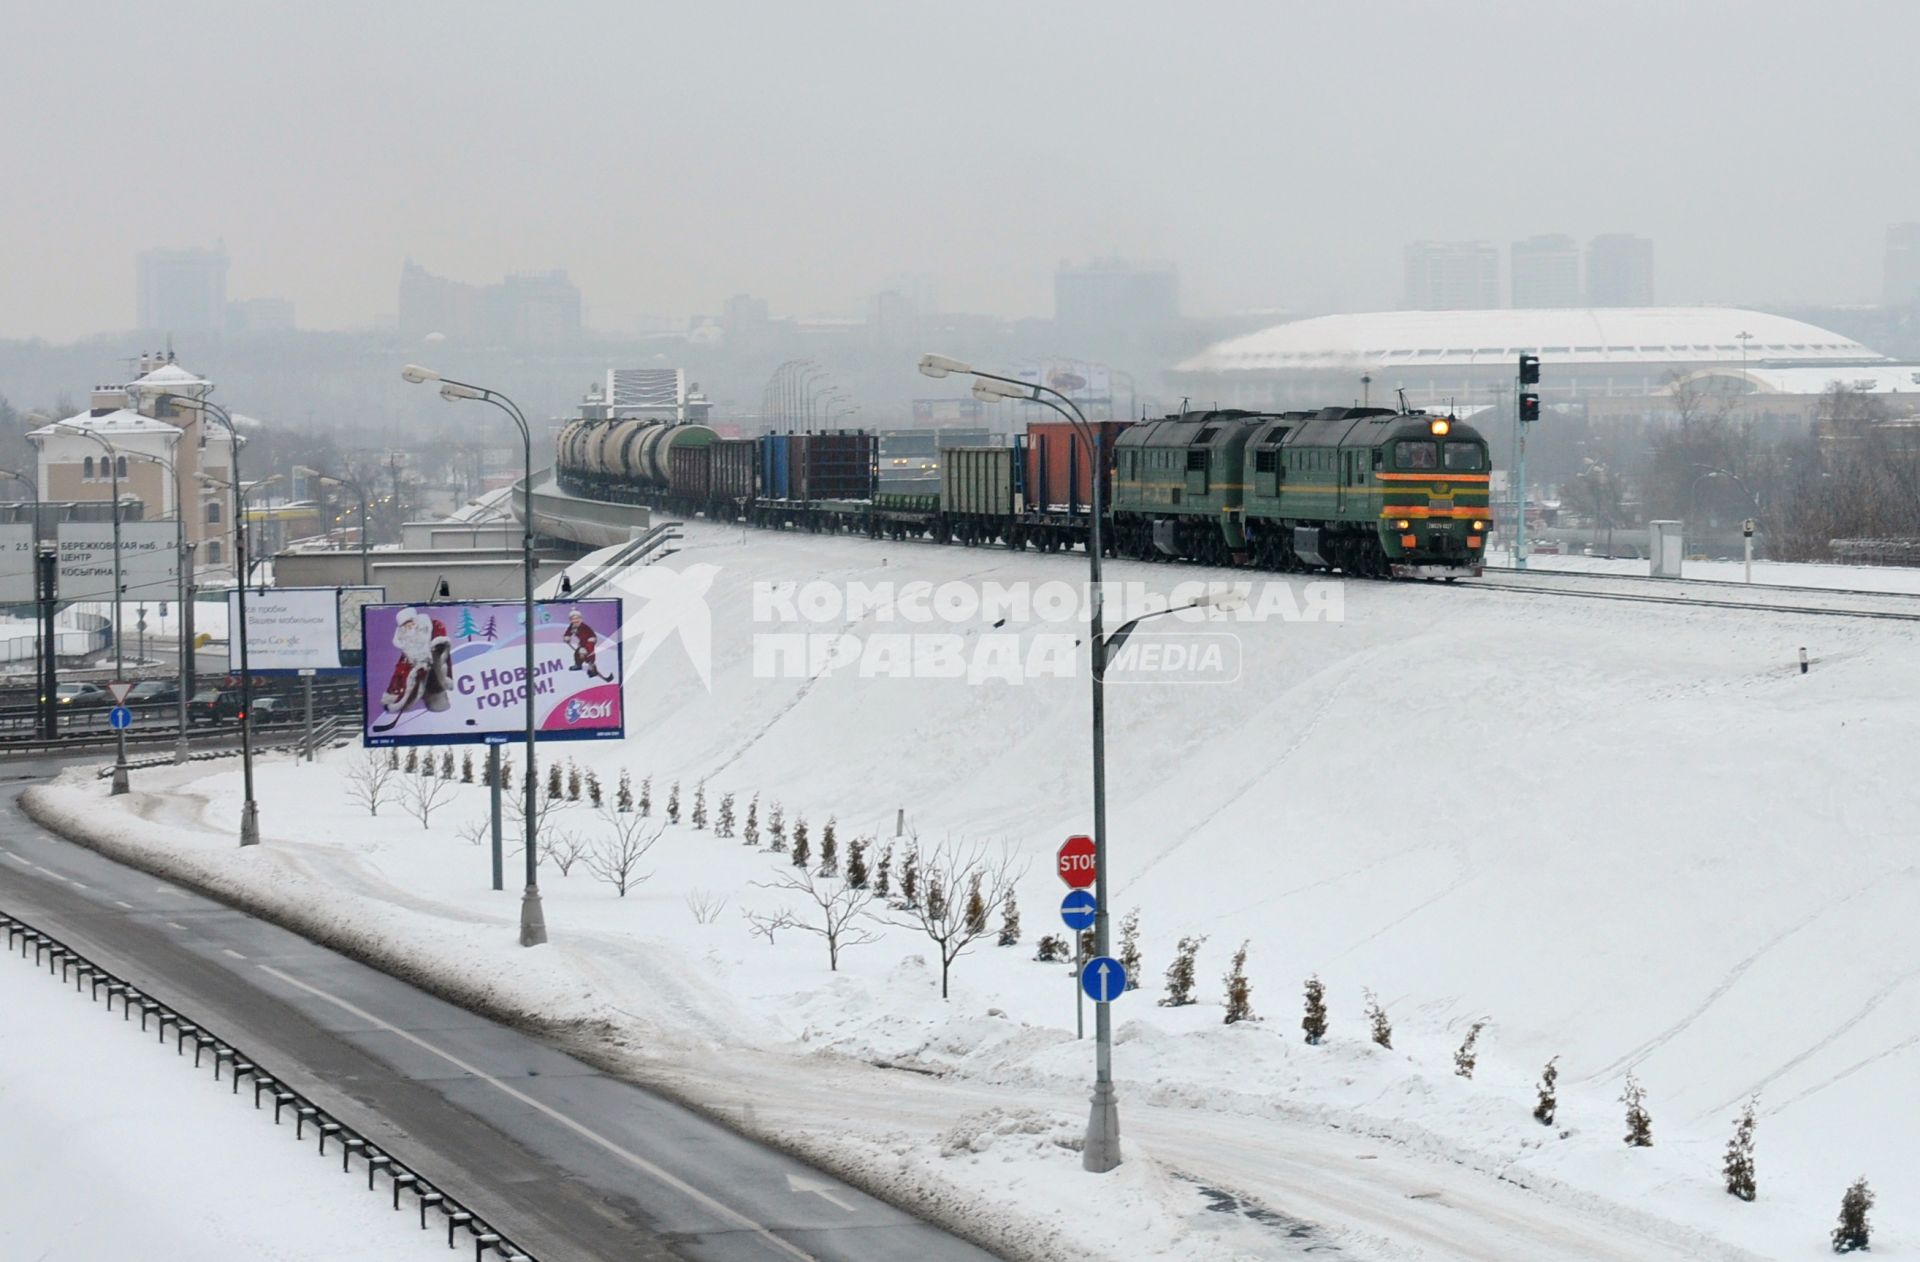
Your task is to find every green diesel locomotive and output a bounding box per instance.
[1110,406,1490,578]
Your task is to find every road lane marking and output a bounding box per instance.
[165,921,186,931]
[222,949,246,960]
[787,1173,856,1211]
[67,880,87,890]
[255,965,819,1262]
[32,865,66,881]
[113,900,133,910]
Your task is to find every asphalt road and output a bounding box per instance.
[0,757,1001,1262]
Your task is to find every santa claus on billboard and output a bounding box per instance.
[562,607,614,682]
[378,608,454,725]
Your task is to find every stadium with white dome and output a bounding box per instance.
[1169,307,1913,416]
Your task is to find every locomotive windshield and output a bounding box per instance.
[1443,443,1485,471]
[1396,440,1438,469]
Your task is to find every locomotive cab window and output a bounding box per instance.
[1443,443,1485,472]
[1397,441,1438,470]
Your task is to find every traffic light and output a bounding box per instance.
[1519,392,1541,423]
[1518,353,1540,384]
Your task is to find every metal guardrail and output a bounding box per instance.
[0,909,536,1261]
[560,524,682,601]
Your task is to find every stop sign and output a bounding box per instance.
[1057,834,1097,890]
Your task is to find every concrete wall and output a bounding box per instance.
[272,550,570,602]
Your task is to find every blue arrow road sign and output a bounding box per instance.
[1081,955,1127,1004]
[1059,889,1097,932]
[108,706,133,731]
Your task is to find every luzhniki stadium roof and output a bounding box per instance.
[1175,307,1887,375]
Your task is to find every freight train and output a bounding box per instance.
[553,406,1490,578]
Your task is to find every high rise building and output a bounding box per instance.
[1511,234,1582,308]
[398,262,581,343]
[1054,258,1178,344]
[1884,224,1920,306]
[227,297,296,334]
[1587,234,1655,307]
[1401,241,1499,310]
[136,244,229,333]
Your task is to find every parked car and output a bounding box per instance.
[127,679,180,707]
[188,689,244,726]
[56,682,107,708]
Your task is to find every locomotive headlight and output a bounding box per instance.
[1429,418,1451,436]
[1394,518,1410,530]
[1472,519,1485,530]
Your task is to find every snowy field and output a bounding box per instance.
[1490,550,1920,593]
[22,517,1918,1260]
[0,940,448,1261]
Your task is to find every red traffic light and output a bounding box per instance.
[1519,392,1541,422]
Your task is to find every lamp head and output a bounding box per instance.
[439,382,486,401]
[917,353,970,380]
[401,364,440,385]
[971,378,1029,402]
[1192,586,1247,614]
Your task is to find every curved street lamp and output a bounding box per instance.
[50,423,133,795]
[121,448,194,762]
[402,365,546,948]
[157,393,261,847]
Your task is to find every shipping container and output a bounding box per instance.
[940,446,1019,518]
[1024,420,1129,513]
[761,434,793,500]
[803,432,876,501]
[668,443,713,500]
[710,438,758,501]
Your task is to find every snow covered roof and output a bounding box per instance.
[1175,307,1887,375]
[28,408,182,439]
[1678,364,1920,395]
[131,362,210,388]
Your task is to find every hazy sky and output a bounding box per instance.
[6,0,1918,341]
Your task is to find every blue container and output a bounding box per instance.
[761,435,791,500]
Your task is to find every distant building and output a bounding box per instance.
[1884,223,1920,306]
[136,245,229,333]
[1587,234,1655,307]
[721,293,771,335]
[1511,234,1582,308]
[1402,241,1499,310]
[227,296,296,335]
[398,261,581,344]
[1054,258,1178,344]
[28,351,249,573]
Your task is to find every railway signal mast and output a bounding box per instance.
[1515,354,1542,569]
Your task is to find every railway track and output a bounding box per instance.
[1456,567,1920,623]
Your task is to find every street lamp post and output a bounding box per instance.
[403,365,546,948]
[0,466,40,701]
[312,469,371,585]
[159,394,261,847]
[52,425,131,795]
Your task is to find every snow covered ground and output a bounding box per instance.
[1490,549,1920,593]
[0,935,449,1261]
[22,517,1918,1259]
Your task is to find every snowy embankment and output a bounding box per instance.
[0,941,447,1261]
[24,517,1920,1259]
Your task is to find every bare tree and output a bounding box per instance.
[883,838,1020,998]
[585,805,663,896]
[344,749,400,817]
[755,866,880,970]
[402,765,454,827]
[540,828,591,876]
[742,906,797,945]
[684,889,729,924]
[453,815,490,847]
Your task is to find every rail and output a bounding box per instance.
[0,910,536,1261]
[555,523,682,601]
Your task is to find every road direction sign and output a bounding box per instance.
[1060,889,1097,932]
[1057,834,1096,889]
[1080,955,1127,1004]
[106,680,135,705]
[108,706,133,730]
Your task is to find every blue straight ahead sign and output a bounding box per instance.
[1080,956,1127,1004]
[107,706,133,730]
[1059,889,1097,932]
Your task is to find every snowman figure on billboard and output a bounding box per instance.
[375,607,454,731]
[562,607,615,682]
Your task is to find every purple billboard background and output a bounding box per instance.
[360,598,624,747]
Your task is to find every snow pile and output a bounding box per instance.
[0,943,447,1261]
[25,516,1919,1259]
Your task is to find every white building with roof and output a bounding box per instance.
[1169,306,1902,416]
[28,352,249,574]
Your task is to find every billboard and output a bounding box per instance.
[229,585,384,674]
[1015,362,1115,422]
[57,521,178,603]
[361,598,624,747]
[0,525,35,603]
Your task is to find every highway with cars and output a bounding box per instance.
[0,754,1001,1262]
